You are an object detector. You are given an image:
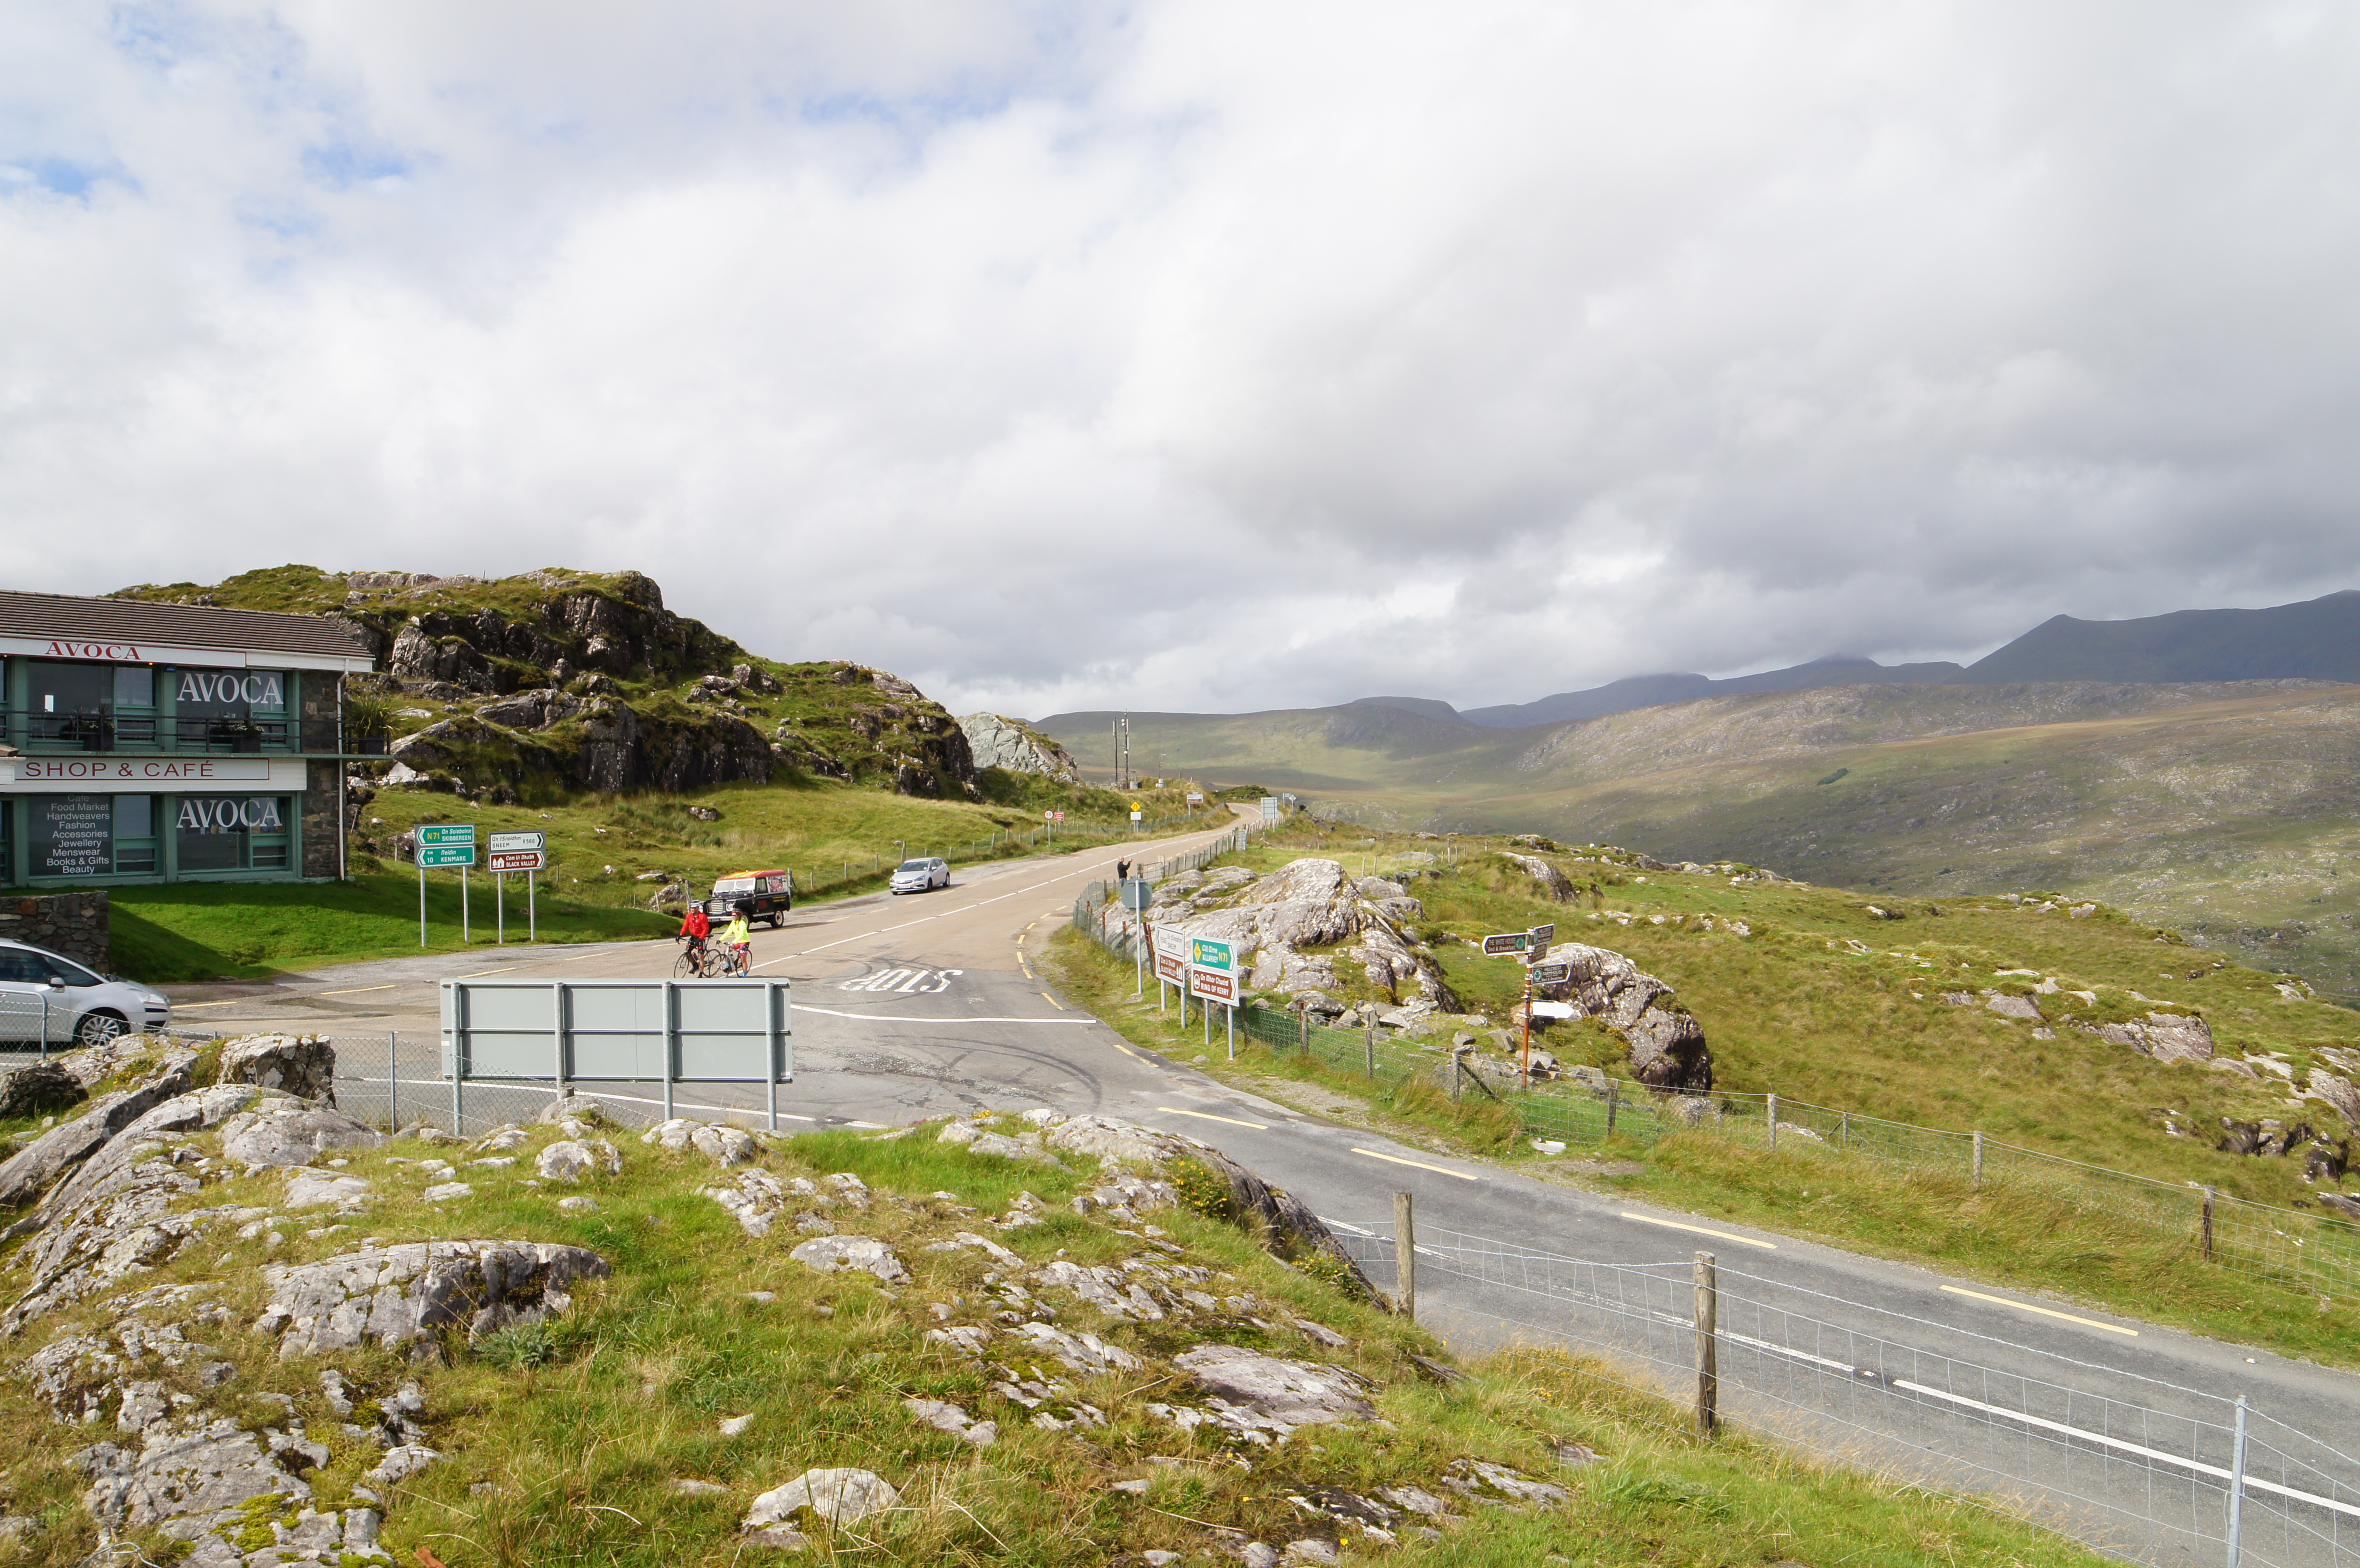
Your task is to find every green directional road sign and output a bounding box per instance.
[418,823,476,847]
[418,845,477,868]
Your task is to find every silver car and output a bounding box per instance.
[888,857,950,894]
[0,940,172,1047]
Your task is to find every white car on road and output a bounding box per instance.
[0,940,172,1047]
[889,857,951,894]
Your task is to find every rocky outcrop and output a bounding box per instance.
[959,713,1080,782]
[2090,1011,2216,1065]
[1498,852,1578,902]
[0,1051,200,1209]
[219,1034,336,1105]
[1540,943,1713,1090]
[254,1240,612,1357]
[0,1061,86,1120]
[1157,858,1460,1013]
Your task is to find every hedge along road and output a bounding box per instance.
[161,813,2360,1551]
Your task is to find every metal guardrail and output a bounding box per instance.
[1337,1221,2360,1567]
[1068,883,2360,1303]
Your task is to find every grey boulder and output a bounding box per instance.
[743,1467,901,1531]
[219,1033,338,1105]
[0,1060,87,1120]
[253,1239,611,1358]
[218,1099,384,1168]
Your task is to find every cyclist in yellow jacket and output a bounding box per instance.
[717,904,753,975]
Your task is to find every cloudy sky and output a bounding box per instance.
[6,2,2359,717]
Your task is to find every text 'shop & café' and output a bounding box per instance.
[0,590,374,886]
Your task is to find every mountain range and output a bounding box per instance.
[1338,588,2360,728]
[1034,589,2360,993]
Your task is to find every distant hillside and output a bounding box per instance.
[1447,588,2360,728]
[1962,589,2360,684]
[1461,654,1970,727]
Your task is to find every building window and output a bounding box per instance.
[29,794,113,878]
[171,668,291,751]
[25,662,111,750]
[114,795,158,875]
[174,794,291,873]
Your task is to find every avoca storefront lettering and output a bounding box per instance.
[176,797,282,833]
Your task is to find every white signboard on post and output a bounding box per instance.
[1152,925,1190,985]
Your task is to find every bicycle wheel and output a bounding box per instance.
[673,949,702,979]
[701,947,730,978]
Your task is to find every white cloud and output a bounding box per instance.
[2,0,2357,718]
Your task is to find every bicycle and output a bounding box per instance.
[702,943,750,978]
[673,936,708,979]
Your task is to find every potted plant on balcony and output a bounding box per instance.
[342,692,395,756]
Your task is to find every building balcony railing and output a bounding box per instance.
[3,713,355,756]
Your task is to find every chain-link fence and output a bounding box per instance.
[1068,888,2360,1303]
[1336,1220,2360,1567]
[261,1034,789,1139]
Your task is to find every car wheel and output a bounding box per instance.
[74,1009,129,1047]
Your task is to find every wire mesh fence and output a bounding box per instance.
[123,1032,788,1140]
[1065,884,2360,1303]
[1334,1221,2360,1567]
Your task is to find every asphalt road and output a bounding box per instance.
[154,816,2360,1563]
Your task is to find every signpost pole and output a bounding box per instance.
[1521,963,1534,1090]
[497,871,504,946]
[418,861,427,948]
[462,865,470,945]
[529,871,537,943]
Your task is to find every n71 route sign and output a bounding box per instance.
[1186,934,1238,1004]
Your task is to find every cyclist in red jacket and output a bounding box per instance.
[678,903,711,966]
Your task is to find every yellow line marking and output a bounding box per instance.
[1016,934,1026,944]
[319,984,395,996]
[1620,1213,1778,1250]
[1039,992,1064,1010]
[1351,1147,1478,1181]
[1941,1285,2138,1336]
[1110,1039,1141,1060]
[171,998,253,1010]
[1158,1106,1268,1129]
[458,966,520,979]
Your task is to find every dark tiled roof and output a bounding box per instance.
[0,590,373,661]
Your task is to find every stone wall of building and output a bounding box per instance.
[0,891,109,970]
[303,758,343,879]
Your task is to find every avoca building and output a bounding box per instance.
[0,590,374,885]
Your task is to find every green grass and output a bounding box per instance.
[1036,818,2360,1365]
[0,1093,2116,1566]
[103,874,674,981]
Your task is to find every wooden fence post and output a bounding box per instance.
[1766,1092,1778,1153]
[1694,1251,1719,1437]
[1394,1191,1416,1321]
[1973,1129,1984,1185]
[1606,1078,1618,1137]
[2203,1187,2216,1258]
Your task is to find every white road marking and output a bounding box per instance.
[1940,1285,2137,1336]
[1318,1217,1377,1237]
[1619,1212,1777,1250]
[1157,1106,1268,1129]
[1351,1148,1479,1181]
[793,1005,1091,1024]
